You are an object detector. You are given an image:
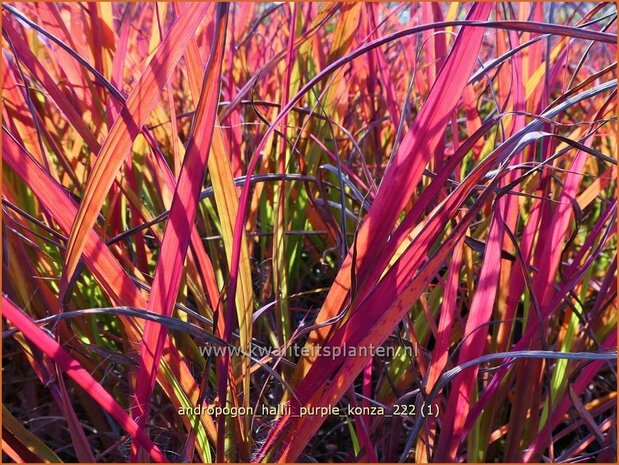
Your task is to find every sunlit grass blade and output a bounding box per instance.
[3,3,615,462]
[60,2,211,296]
[131,4,229,458]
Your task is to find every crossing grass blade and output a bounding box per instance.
[3,3,616,462]
[131,4,229,458]
[2,297,167,463]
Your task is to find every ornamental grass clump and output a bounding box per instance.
[2,2,616,462]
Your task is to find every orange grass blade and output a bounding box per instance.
[2,405,62,463]
[60,2,210,297]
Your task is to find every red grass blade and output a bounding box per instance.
[425,237,465,391]
[2,296,167,463]
[295,0,493,381]
[434,212,506,460]
[131,4,229,456]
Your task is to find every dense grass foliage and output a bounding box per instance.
[2,2,617,463]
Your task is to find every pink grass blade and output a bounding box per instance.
[2,296,167,463]
[131,4,229,457]
[434,212,506,460]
